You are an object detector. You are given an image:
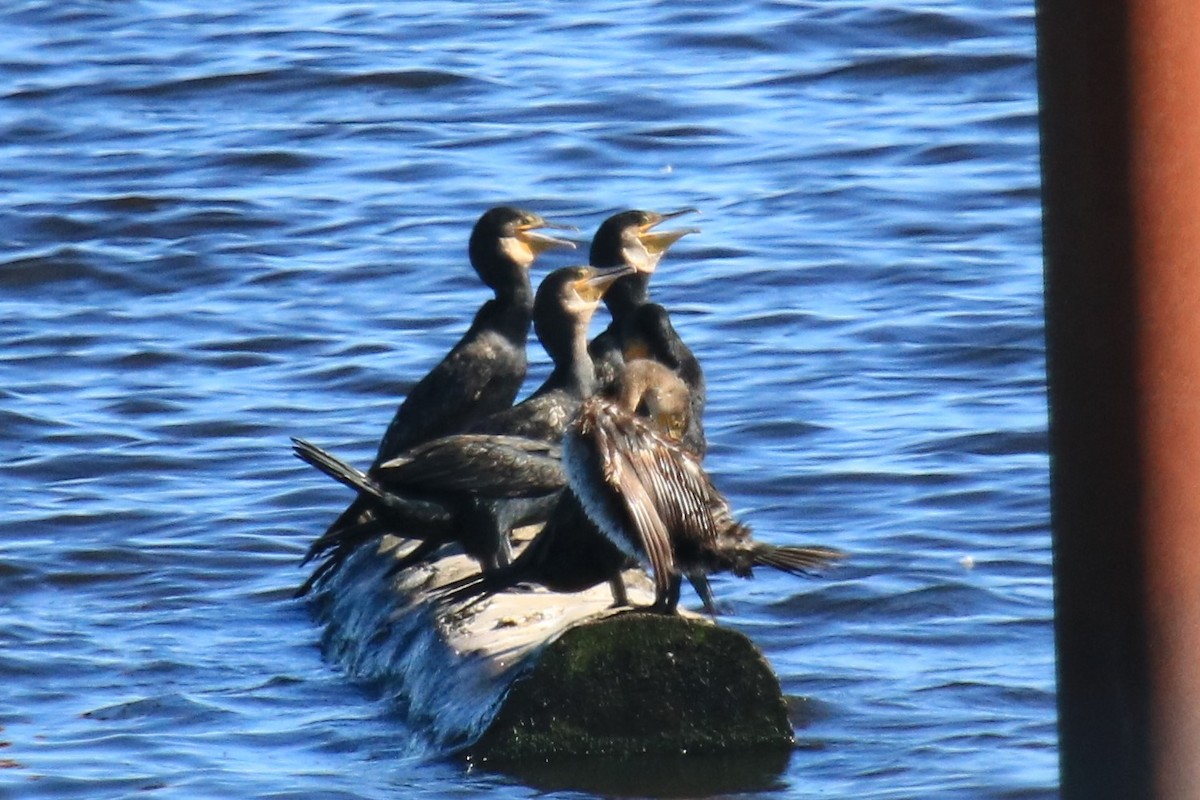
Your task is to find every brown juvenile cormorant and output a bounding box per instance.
[586,208,708,456]
[617,301,707,457]
[563,369,843,613]
[294,265,631,594]
[435,360,704,609]
[303,206,573,569]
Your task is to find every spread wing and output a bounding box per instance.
[587,401,723,594]
[614,413,721,540]
[593,419,676,597]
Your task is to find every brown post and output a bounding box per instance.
[1129,3,1200,798]
[1039,1,1200,797]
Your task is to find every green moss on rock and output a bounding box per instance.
[469,611,794,763]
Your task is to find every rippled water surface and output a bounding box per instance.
[2,1,1050,798]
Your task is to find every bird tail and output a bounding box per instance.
[293,516,385,597]
[300,499,371,566]
[292,434,450,546]
[292,437,385,502]
[751,543,844,576]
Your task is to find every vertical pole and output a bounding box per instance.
[1038,1,1148,794]
[1038,1,1200,797]
[1128,3,1200,798]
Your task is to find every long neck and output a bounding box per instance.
[544,318,596,396]
[485,275,535,342]
[603,273,650,320]
[495,268,534,310]
[469,298,532,354]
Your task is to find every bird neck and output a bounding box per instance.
[603,274,650,318]
[627,304,703,387]
[495,270,534,309]
[474,278,534,345]
[545,319,596,396]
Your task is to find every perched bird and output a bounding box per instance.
[435,360,706,610]
[292,434,564,570]
[563,365,843,613]
[294,265,631,593]
[303,207,574,573]
[586,208,708,455]
[373,206,575,465]
[463,263,630,444]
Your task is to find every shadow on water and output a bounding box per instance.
[471,748,792,798]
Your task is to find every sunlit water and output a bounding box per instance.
[1,1,1050,798]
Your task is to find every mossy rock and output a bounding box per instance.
[468,611,794,764]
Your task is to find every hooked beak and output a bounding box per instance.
[574,263,636,303]
[518,218,578,255]
[639,207,700,254]
[626,207,700,272]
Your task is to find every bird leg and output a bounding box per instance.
[608,574,630,608]
[686,571,719,617]
[639,572,682,615]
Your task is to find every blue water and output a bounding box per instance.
[1,1,1051,798]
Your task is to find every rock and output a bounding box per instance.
[469,612,794,763]
[306,527,796,767]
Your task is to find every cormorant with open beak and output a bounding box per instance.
[303,207,574,576]
[586,208,708,456]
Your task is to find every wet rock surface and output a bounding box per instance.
[469,612,794,763]
[310,529,794,762]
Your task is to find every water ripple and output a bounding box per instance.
[0,0,1050,797]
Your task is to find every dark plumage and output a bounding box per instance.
[295,265,631,594]
[292,434,563,570]
[563,366,843,613]
[463,263,630,444]
[297,436,565,505]
[374,206,575,465]
[438,490,634,604]
[303,207,573,577]
[586,208,707,455]
[435,360,704,610]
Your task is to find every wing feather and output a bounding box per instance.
[374,327,525,465]
[597,426,676,595]
[613,413,722,547]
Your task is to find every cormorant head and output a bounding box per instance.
[533,264,635,350]
[469,206,576,289]
[588,208,700,274]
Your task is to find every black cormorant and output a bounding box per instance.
[303,207,573,573]
[292,434,564,574]
[294,265,631,593]
[374,206,575,464]
[586,208,708,455]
